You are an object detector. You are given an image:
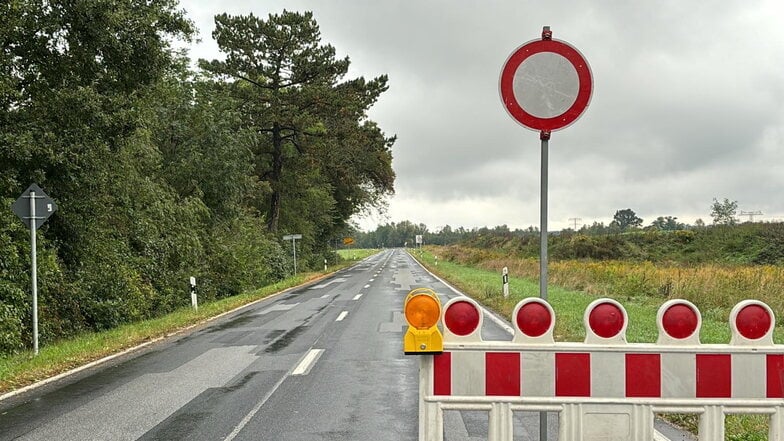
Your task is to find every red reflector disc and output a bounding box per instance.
[736,304,772,340]
[661,303,699,339]
[516,302,552,337]
[444,301,480,336]
[588,302,624,338]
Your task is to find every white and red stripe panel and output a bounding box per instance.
[434,297,783,400]
[432,350,784,399]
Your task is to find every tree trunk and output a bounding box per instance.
[267,123,283,232]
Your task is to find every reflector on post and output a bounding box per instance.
[403,288,443,354]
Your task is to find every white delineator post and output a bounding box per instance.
[190,276,197,310]
[502,266,509,298]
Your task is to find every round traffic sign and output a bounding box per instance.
[500,37,592,131]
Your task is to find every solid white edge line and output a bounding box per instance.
[353,294,362,300]
[291,348,325,376]
[336,311,349,322]
[410,253,514,336]
[407,250,673,441]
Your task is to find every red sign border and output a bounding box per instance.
[499,39,593,132]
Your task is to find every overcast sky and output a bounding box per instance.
[179,0,784,231]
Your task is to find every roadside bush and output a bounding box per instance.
[753,223,784,265]
[0,300,24,354]
[202,215,288,299]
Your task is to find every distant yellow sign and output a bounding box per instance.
[343,237,354,246]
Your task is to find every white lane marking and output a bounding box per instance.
[292,349,325,376]
[336,311,349,321]
[308,277,347,290]
[320,294,329,298]
[369,278,375,282]
[353,294,362,300]
[364,284,370,289]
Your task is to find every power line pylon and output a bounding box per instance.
[739,210,763,222]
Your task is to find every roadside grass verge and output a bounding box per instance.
[337,248,379,261]
[410,248,777,440]
[411,248,759,343]
[0,253,379,396]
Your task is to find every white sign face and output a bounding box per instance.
[415,235,423,245]
[499,37,592,132]
[514,52,579,119]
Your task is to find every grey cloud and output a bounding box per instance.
[181,0,784,229]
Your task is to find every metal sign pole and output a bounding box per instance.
[539,131,550,301]
[539,130,550,441]
[29,191,39,355]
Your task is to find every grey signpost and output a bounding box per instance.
[11,183,58,355]
[282,234,303,275]
[500,27,592,440]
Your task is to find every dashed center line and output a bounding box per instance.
[336,311,349,321]
[320,294,329,298]
[369,278,375,282]
[364,284,370,289]
[292,349,324,376]
[353,294,362,300]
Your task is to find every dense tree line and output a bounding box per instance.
[0,3,394,354]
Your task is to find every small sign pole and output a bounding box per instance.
[30,191,39,355]
[282,234,302,276]
[293,239,297,275]
[12,183,57,356]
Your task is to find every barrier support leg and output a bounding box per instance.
[420,356,444,441]
[488,402,513,441]
[770,408,784,441]
[559,404,582,441]
[631,405,654,441]
[698,405,724,441]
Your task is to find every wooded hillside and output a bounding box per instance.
[0,3,394,354]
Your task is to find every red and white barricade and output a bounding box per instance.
[418,296,784,441]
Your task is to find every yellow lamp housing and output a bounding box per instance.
[403,288,443,354]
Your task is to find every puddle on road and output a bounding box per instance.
[206,313,256,333]
[262,324,308,354]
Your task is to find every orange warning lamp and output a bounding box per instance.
[404,288,443,354]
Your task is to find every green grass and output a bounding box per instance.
[411,249,775,440]
[337,248,379,261]
[0,254,379,396]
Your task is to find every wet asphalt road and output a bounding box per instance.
[1,249,552,441]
